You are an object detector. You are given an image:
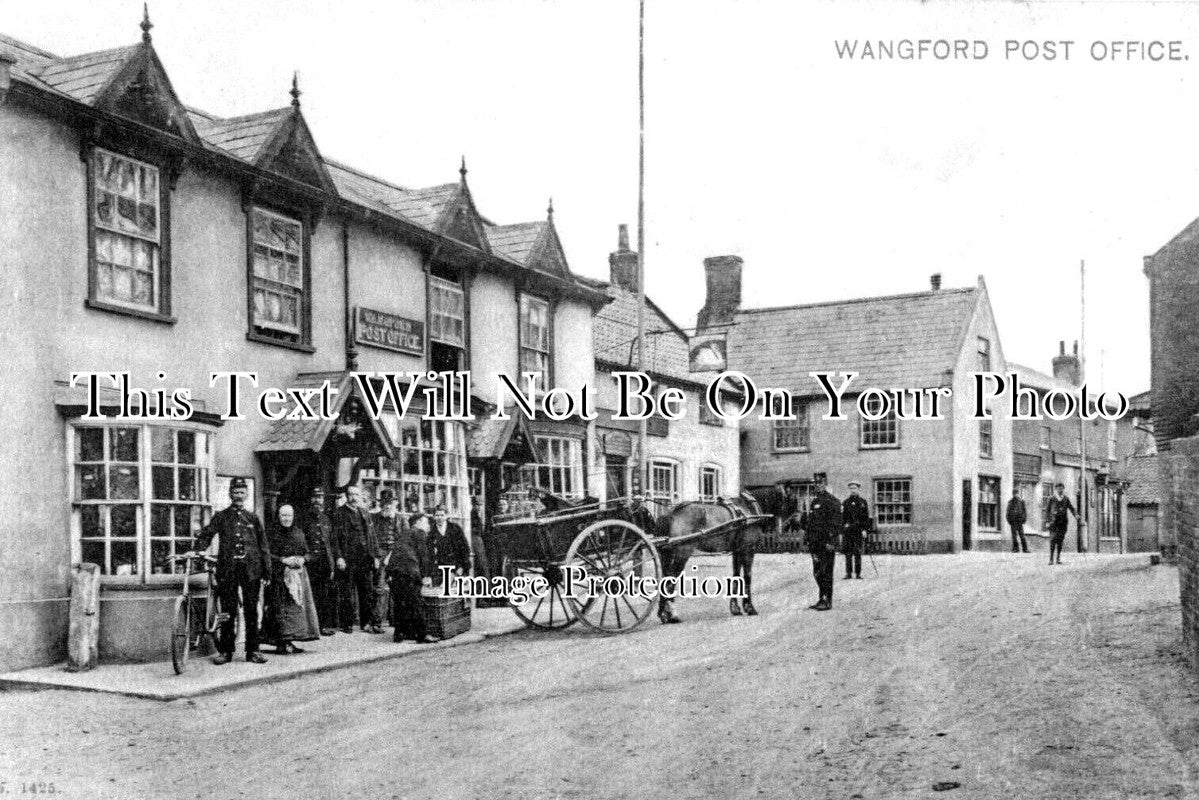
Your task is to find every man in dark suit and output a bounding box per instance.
[192,477,271,664]
[802,473,842,611]
[303,486,338,636]
[386,512,435,643]
[429,504,471,585]
[1006,492,1029,554]
[1046,482,1078,566]
[333,484,383,634]
[841,480,870,580]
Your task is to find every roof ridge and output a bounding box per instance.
[737,286,975,315]
[204,106,291,125]
[40,42,138,69]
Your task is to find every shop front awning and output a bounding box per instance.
[255,371,394,459]
[467,414,541,464]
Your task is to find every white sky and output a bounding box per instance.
[9,0,1194,394]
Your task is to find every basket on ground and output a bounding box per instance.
[421,594,471,639]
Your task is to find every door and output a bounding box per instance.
[605,455,628,501]
[961,479,973,551]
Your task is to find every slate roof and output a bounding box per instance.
[384,183,460,229]
[465,415,540,462]
[486,222,544,264]
[256,372,393,457]
[34,44,137,104]
[594,284,694,383]
[192,108,291,162]
[726,286,979,395]
[1124,454,1159,505]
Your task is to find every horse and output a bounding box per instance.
[655,492,768,624]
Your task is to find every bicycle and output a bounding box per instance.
[168,552,231,674]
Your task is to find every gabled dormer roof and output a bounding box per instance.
[383,162,490,252]
[484,203,570,277]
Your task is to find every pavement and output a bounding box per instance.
[0,607,526,702]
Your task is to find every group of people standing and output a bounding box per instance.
[193,478,472,665]
[1005,483,1079,565]
[786,473,874,612]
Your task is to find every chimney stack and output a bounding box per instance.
[930,273,942,291]
[696,255,744,330]
[1052,339,1081,386]
[608,223,639,291]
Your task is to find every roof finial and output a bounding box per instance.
[140,3,153,43]
[290,71,301,108]
[459,155,468,183]
[547,197,554,220]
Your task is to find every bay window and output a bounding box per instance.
[70,424,213,581]
[361,414,468,527]
[519,436,583,499]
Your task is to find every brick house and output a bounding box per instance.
[589,226,741,509]
[696,264,1013,554]
[0,19,607,669]
[1145,218,1199,666]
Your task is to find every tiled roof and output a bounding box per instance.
[384,183,459,229]
[256,372,347,453]
[594,284,693,383]
[486,222,544,264]
[1124,454,1159,505]
[34,44,137,105]
[1006,362,1072,392]
[325,160,411,216]
[1129,390,1151,415]
[726,287,979,395]
[195,107,291,162]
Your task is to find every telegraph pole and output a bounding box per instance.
[1078,259,1088,553]
[635,0,648,498]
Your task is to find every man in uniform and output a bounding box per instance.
[371,489,404,627]
[802,473,842,611]
[303,487,338,636]
[192,477,271,664]
[841,480,870,580]
[1046,482,1078,566]
[1006,491,1029,554]
[333,484,383,634]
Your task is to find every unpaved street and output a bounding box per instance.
[1,553,1196,800]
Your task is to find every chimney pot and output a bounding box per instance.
[930,273,942,291]
[617,224,629,252]
[608,224,639,291]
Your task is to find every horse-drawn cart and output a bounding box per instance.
[494,494,772,634]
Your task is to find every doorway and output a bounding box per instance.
[961,479,973,551]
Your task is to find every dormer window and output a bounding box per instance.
[88,148,170,319]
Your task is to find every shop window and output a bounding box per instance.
[977,475,1001,530]
[249,207,309,347]
[89,148,169,317]
[699,465,722,503]
[518,436,583,499]
[519,293,551,381]
[71,424,212,581]
[773,395,809,451]
[860,395,899,449]
[979,418,993,459]
[361,415,468,527]
[874,478,912,526]
[648,459,680,507]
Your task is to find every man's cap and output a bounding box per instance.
[229,477,248,491]
[310,486,325,498]
[379,488,396,503]
[847,480,861,488]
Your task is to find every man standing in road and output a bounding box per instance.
[333,484,383,634]
[1046,482,1078,566]
[192,477,271,664]
[841,481,870,580]
[1006,491,1029,554]
[303,487,338,636]
[802,473,842,611]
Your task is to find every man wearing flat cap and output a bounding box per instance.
[842,480,871,580]
[193,477,271,664]
[303,486,338,635]
[371,488,404,627]
[801,472,842,611]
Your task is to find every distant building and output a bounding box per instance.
[697,266,1012,554]
[589,227,741,511]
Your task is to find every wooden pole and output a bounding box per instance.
[1079,259,1088,553]
[636,0,648,500]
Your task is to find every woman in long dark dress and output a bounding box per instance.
[265,504,321,654]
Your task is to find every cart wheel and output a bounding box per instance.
[503,558,578,629]
[564,520,662,634]
[170,596,194,675]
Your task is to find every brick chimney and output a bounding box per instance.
[930,273,942,291]
[696,255,744,330]
[608,224,639,291]
[1052,340,1081,385]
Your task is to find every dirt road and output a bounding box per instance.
[1,553,1196,799]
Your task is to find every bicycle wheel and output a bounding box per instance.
[170,596,195,675]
